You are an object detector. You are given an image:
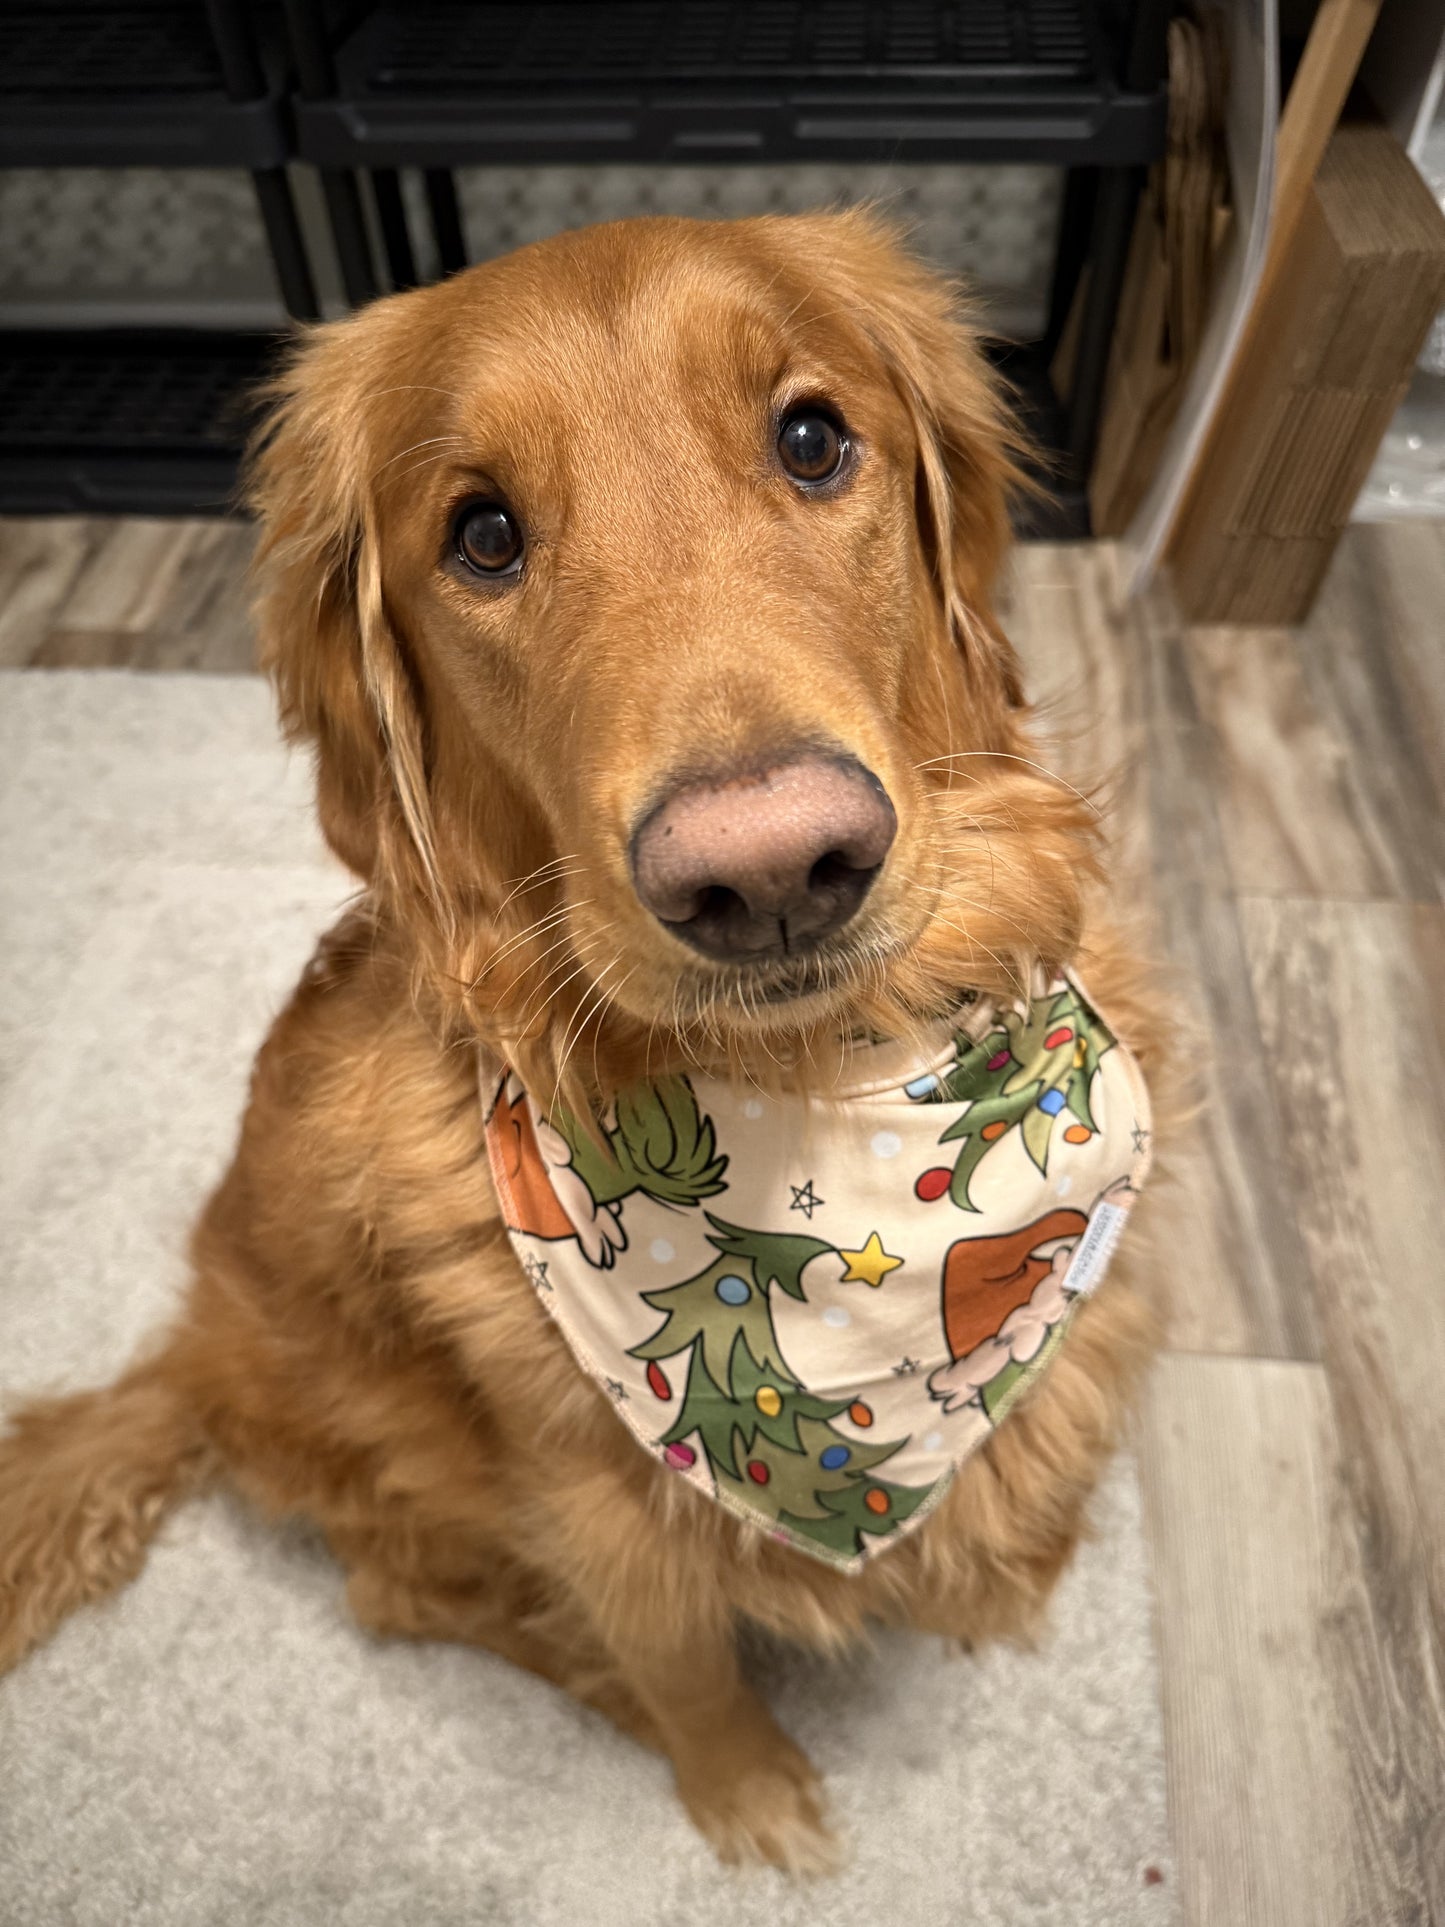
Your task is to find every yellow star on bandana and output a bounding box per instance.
[838,1231,904,1288]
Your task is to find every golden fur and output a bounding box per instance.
[0,212,1177,1872]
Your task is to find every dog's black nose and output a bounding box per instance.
[630,754,897,963]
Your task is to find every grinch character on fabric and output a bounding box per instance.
[484,1072,727,1267]
[927,1177,1137,1417]
[907,980,1117,1211]
[629,1217,932,1560]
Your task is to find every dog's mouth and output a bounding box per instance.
[755,947,879,1005]
[669,922,914,1026]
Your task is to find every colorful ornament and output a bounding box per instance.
[864,1488,890,1516]
[646,1360,671,1401]
[820,1444,850,1470]
[755,1385,782,1417]
[746,1459,770,1485]
[849,1400,874,1427]
[1064,1124,1092,1144]
[914,1165,952,1202]
[920,982,1118,1211]
[663,1442,696,1470]
[714,1273,750,1306]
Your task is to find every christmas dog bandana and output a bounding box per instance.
[482,971,1151,1574]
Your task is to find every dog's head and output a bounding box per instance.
[249,211,1098,1096]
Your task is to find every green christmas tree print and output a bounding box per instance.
[557,1076,728,1210]
[630,1216,931,1559]
[916,984,1115,1211]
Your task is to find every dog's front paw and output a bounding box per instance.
[678,1731,844,1876]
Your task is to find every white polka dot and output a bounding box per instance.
[922,1430,944,1453]
[1055,1174,1073,1197]
[741,1098,764,1119]
[822,1306,851,1329]
[870,1130,902,1159]
[649,1238,675,1264]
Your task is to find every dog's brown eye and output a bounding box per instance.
[456,502,523,575]
[778,410,845,484]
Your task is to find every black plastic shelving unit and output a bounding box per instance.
[0,331,276,515]
[294,1,1165,168]
[0,1,1169,525]
[284,0,1172,536]
[0,1,317,514]
[0,5,285,170]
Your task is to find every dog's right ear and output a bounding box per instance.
[246,313,445,906]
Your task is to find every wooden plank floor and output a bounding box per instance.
[1005,528,1445,1927]
[4,515,1443,1922]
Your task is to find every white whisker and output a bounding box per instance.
[914,750,1101,817]
[468,901,593,992]
[369,434,464,484]
[493,853,584,920]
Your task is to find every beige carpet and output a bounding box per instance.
[0,671,1177,1927]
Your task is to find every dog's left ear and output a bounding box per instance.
[786,209,1031,710]
[246,303,449,916]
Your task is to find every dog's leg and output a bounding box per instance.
[640,1635,841,1875]
[532,1474,843,1875]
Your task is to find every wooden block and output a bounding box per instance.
[1259,0,1387,280]
[1311,125,1445,390]
[1268,189,1357,389]
[1171,123,1445,623]
[1224,538,1339,623]
[1228,384,1408,538]
[1164,0,1385,548]
[1317,118,1445,258]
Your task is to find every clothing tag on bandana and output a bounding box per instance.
[482,971,1152,1575]
[1061,1197,1130,1297]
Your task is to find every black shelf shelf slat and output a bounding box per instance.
[0,331,283,516]
[292,0,1166,169]
[0,4,291,170]
[362,1,1093,86]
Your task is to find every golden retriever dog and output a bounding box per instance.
[0,211,1174,1873]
